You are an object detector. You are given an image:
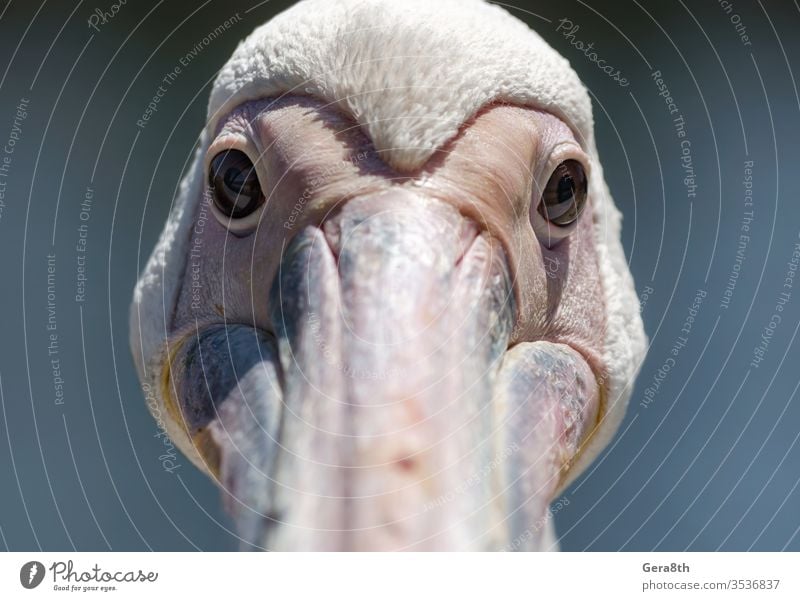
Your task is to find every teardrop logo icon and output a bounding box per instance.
[20,561,46,589]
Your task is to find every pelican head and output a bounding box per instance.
[131,0,646,550]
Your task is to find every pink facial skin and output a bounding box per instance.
[175,96,606,372]
[164,96,607,550]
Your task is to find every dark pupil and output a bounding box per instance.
[210,150,263,219]
[539,159,587,227]
[224,165,247,193]
[556,173,575,203]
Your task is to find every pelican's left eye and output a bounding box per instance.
[538,159,588,227]
[208,149,265,219]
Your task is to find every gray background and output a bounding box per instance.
[0,0,798,551]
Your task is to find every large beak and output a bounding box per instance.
[171,191,599,550]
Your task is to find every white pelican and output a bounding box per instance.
[131,0,646,550]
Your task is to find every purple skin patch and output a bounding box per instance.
[163,96,607,550]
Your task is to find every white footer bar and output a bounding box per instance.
[0,552,796,600]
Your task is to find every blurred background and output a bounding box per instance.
[0,0,798,551]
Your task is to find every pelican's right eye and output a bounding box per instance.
[538,159,588,227]
[208,149,265,220]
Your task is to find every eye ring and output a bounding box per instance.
[207,149,266,223]
[531,158,589,246]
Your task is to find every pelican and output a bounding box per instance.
[130,0,646,550]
